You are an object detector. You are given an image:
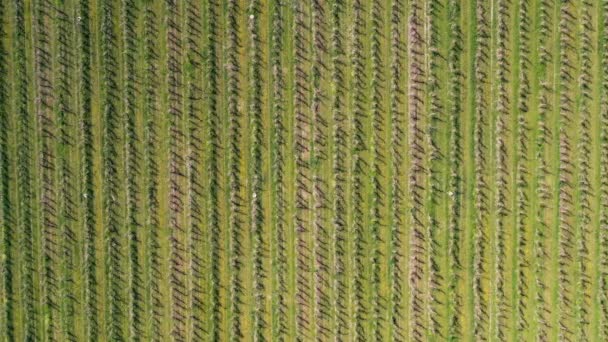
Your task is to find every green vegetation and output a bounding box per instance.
[2,0,608,341]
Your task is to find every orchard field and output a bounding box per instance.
[1,0,608,341]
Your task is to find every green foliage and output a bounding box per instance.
[1,0,607,341]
